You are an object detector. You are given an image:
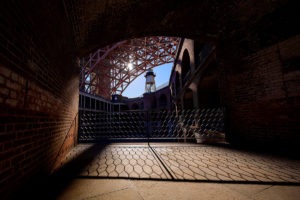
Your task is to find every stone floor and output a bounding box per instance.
[62,143,300,183]
[56,178,300,200]
[16,143,300,199]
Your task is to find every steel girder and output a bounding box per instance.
[80,36,180,99]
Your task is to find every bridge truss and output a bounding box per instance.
[79,36,180,99]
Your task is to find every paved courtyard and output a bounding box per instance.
[61,143,300,183]
[17,142,300,199]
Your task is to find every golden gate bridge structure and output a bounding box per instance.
[79,36,180,99]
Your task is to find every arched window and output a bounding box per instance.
[181,49,191,85]
[175,71,180,96]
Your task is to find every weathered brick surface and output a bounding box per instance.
[0,2,78,199]
[0,68,79,199]
[0,0,299,198]
[220,35,300,146]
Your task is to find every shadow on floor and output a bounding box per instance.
[12,141,300,200]
[12,143,108,200]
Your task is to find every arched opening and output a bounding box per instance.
[175,71,180,97]
[80,37,179,99]
[181,49,191,86]
[2,2,300,199]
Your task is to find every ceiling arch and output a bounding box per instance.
[59,0,295,99]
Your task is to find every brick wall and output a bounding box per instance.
[0,2,78,198]
[221,35,300,147]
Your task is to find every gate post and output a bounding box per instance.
[145,111,150,141]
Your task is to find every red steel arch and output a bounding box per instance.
[80,36,180,99]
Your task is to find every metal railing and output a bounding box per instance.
[78,108,225,143]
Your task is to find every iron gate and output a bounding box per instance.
[78,108,226,142]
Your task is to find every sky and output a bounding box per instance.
[122,63,173,98]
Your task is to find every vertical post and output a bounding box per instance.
[89,97,91,109]
[179,114,187,143]
[183,126,187,143]
[118,104,121,135]
[83,96,86,109]
[146,110,150,141]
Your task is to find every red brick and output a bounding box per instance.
[6,80,21,91]
[11,73,19,82]
[10,91,17,99]
[0,97,4,104]
[0,66,11,78]
[220,35,300,145]
[0,75,5,85]
[6,99,18,107]
[0,88,9,96]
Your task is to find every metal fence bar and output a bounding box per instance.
[78,108,225,142]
